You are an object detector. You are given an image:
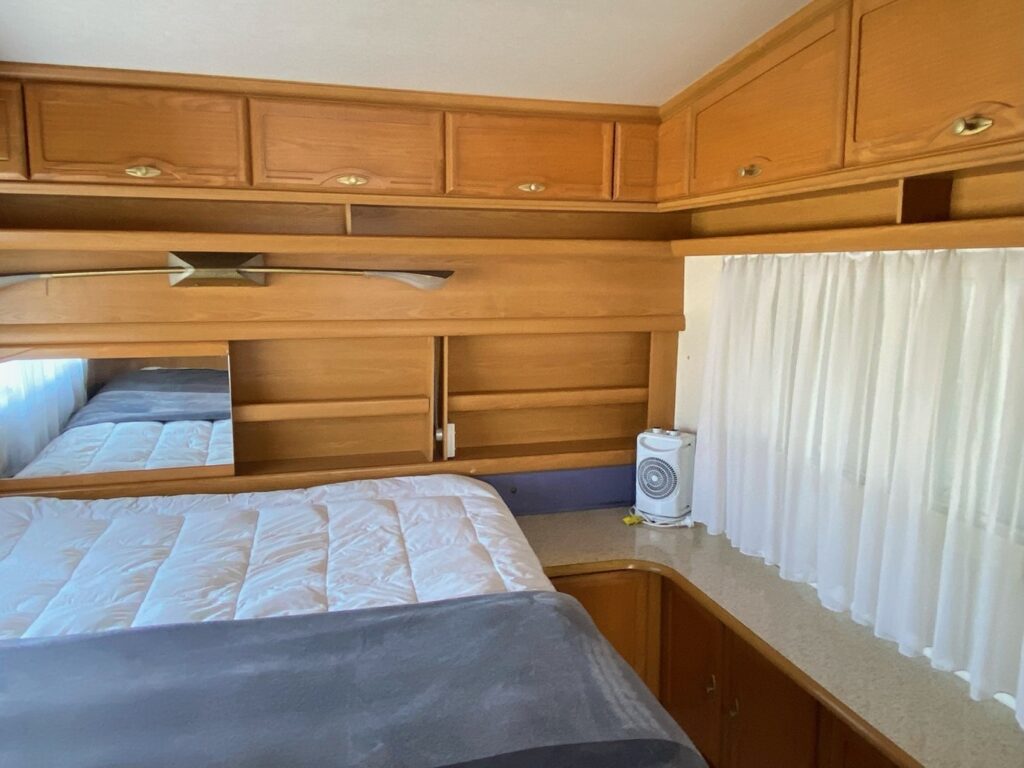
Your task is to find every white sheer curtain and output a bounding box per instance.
[693,248,1023,727]
[0,358,87,476]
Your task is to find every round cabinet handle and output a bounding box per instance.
[517,182,547,193]
[705,674,717,695]
[337,174,369,186]
[124,165,162,179]
[728,698,740,718]
[737,164,762,178]
[951,115,994,137]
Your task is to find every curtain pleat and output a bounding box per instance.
[693,248,1024,728]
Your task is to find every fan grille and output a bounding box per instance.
[638,457,678,500]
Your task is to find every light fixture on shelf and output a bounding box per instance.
[0,252,454,291]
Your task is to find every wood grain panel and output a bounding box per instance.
[24,83,248,186]
[819,708,900,768]
[250,98,444,193]
[230,337,433,403]
[233,397,429,422]
[448,333,651,394]
[691,3,849,194]
[233,414,428,463]
[452,402,647,451]
[0,195,347,234]
[552,570,661,692]
[949,163,1024,219]
[448,386,648,412]
[446,112,614,200]
[0,81,27,180]
[847,0,1024,165]
[647,331,678,428]
[660,579,723,766]
[613,122,658,202]
[656,107,691,200]
[0,237,680,328]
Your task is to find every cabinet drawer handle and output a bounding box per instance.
[951,115,994,137]
[337,174,369,186]
[124,165,162,179]
[517,182,547,193]
[728,698,740,718]
[705,674,717,695]
[737,164,762,178]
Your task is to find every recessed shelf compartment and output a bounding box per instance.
[233,396,430,422]
[453,437,635,461]
[235,450,431,477]
[448,386,648,413]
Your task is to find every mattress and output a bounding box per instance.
[15,419,234,478]
[0,474,552,639]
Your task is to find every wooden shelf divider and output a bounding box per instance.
[233,396,429,423]
[448,386,648,413]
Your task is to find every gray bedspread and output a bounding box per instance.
[0,591,705,768]
[64,367,231,429]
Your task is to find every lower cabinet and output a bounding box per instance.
[559,570,913,768]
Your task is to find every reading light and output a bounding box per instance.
[0,253,454,291]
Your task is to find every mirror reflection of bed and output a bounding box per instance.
[0,354,233,487]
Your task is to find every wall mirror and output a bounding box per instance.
[0,344,233,490]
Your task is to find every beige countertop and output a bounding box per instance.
[517,508,1024,768]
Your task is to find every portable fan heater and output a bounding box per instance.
[634,429,696,527]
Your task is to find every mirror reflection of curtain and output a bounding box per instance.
[0,359,88,476]
[693,247,1023,726]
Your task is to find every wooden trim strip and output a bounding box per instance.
[3,448,636,500]
[545,559,923,768]
[448,387,649,412]
[233,397,429,422]
[672,217,1024,256]
[0,318,687,344]
[0,341,228,361]
[0,61,659,122]
[0,463,233,494]
[0,229,672,255]
[0,180,659,212]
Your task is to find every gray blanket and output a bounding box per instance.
[0,591,705,768]
[65,368,231,429]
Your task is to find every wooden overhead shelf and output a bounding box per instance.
[233,396,430,423]
[448,387,649,413]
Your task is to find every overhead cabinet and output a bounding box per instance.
[24,83,248,186]
[689,2,850,194]
[250,98,445,193]
[846,0,1024,165]
[0,81,27,180]
[445,112,614,200]
[613,121,659,201]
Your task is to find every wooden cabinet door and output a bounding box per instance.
[656,107,691,200]
[613,122,658,201]
[722,631,819,768]
[24,83,248,186]
[445,112,613,200]
[660,580,723,766]
[818,709,900,768]
[250,98,444,194]
[0,81,27,180]
[691,2,849,194]
[846,0,1024,165]
[551,570,660,691]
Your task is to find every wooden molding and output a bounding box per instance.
[448,387,649,412]
[672,216,1024,256]
[233,397,429,422]
[0,61,658,122]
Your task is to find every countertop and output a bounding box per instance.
[518,508,1024,768]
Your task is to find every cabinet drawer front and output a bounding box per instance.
[691,6,849,194]
[251,98,444,193]
[446,112,613,200]
[0,81,27,181]
[847,0,1024,165]
[25,83,248,186]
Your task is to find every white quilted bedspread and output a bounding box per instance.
[16,419,234,478]
[0,474,552,640]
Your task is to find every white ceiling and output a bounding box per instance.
[0,0,809,106]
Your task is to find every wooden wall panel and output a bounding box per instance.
[0,81,27,180]
[453,402,646,452]
[613,122,659,202]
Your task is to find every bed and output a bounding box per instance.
[0,475,705,767]
[14,367,233,478]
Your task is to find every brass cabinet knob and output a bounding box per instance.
[517,182,547,193]
[124,165,162,178]
[951,115,994,137]
[337,174,369,186]
[738,164,762,178]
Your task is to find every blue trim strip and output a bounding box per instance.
[478,465,635,516]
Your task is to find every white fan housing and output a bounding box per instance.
[635,429,695,523]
